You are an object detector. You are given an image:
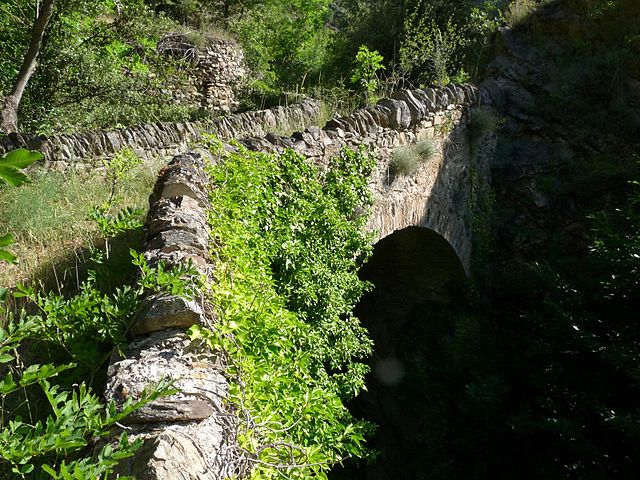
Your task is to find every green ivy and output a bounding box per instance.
[190,139,376,478]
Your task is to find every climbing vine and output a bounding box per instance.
[190,139,376,478]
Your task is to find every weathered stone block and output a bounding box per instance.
[376,98,411,129]
[391,90,426,123]
[131,293,205,336]
[126,397,214,423]
[115,432,212,480]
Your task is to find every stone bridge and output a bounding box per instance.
[102,83,495,478]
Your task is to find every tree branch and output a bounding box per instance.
[1,0,56,133]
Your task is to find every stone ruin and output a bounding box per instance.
[158,33,247,114]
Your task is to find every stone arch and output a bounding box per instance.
[362,226,467,308]
[335,226,468,479]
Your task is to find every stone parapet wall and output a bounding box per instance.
[0,99,320,171]
[105,152,239,480]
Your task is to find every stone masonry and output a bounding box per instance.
[106,152,240,480]
[0,99,320,171]
[159,35,247,114]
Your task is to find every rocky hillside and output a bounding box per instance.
[483,0,640,263]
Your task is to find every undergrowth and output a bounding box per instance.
[191,139,377,478]
[0,151,163,288]
[0,148,195,477]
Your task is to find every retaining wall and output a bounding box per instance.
[0,99,320,171]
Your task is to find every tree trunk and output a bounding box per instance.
[0,0,56,133]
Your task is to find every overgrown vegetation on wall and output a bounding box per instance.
[191,139,376,478]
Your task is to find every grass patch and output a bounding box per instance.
[0,157,163,288]
[389,139,436,176]
[504,0,539,28]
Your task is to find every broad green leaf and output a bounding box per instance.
[0,249,17,263]
[0,164,30,187]
[0,148,41,187]
[16,463,34,475]
[0,372,17,394]
[0,233,14,248]
[0,353,14,363]
[0,148,43,168]
[41,464,57,478]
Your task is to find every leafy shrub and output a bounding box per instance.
[0,317,173,479]
[351,45,385,104]
[229,0,333,94]
[1,1,193,134]
[192,139,376,478]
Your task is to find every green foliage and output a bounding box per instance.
[193,139,376,478]
[230,0,333,94]
[587,179,640,304]
[331,0,501,88]
[131,250,201,299]
[0,318,174,479]
[0,149,42,188]
[400,5,468,86]
[0,0,192,134]
[0,234,17,264]
[14,281,138,374]
[1,252,193,478]
[350,46,385,103]
[389,139,436,176]
[10,248,199,376]
[88,205,145,239]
